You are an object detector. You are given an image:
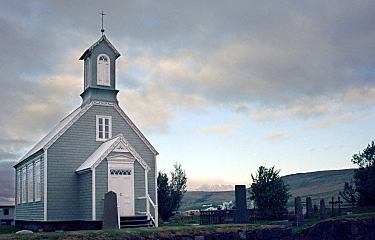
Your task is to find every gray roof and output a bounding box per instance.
[17,107,82,164]
[79,35,121,60]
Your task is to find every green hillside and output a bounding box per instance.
[180,169,355,211]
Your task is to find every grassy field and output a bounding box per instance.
[0,224,275,240]
[181,169,355,210]
[1,211,375,239]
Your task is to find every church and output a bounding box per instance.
[13,32,158,230]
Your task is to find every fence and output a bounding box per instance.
[199,209,235,225]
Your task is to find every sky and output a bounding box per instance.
[1,1,375,203]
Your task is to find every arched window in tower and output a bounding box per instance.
[97,54,110,86]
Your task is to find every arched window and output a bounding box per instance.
[97,54,110,86]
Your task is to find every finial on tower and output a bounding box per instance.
[100,10,106,35]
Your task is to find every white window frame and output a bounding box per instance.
[35,159,41,202]
[21,167,26,204]
[96,115,112,141]
[27,163,34,203]
[16,170,21,204]
[97,54,110,86]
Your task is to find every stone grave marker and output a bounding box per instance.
[305,197,313,218]
[234,185,247,223]
[319,199,327,219]
[294,196,304,226]
[102,191,119,229]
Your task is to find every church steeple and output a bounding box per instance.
[79,35,121,105]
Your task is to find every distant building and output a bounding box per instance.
[0,205,15,225]
[13,33,158,230]
[183,210,200,216]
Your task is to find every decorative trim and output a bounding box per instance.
[92,169,96,221]
[145,169,149,220]
[107,154,135,163]
[91,135,150,171]
[43,150,48,221]
[113,142,129,153]
[154,154,158,227]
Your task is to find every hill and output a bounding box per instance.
[180,168,355,211]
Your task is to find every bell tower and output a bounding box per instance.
[79,30,121,105]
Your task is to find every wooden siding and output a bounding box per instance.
[47,104,156,221]
[14,153,44,221]
[78,171,92,220]
[95,160,107,220]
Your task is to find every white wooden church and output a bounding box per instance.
[13,31,158,230]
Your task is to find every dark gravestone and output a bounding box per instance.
[234,185,247,223]
[102,191,119,229]
[320,199,327,219]
[294,196,304,226]
[305,197,313,218]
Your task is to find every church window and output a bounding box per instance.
[16,170,21,204]
[35,160,41,201]
[97,54,110,86]
[21,167,26,203]
[110,169,132,176]
[27,163,34,202]
[96,115,112,141]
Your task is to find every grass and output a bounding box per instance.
[0,224,273,240]
[0,226,19,234]
[290,211,375,234]
[2,211,375,239]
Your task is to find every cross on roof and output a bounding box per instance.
[100,10,106,35]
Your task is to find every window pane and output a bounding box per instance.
[28,164,34,202]
[105,119,109,125]
[99,118,103,125]
[99,125,103,131]
[99,131,103,139]
[105,132,109,139]
[35,160,41,201]
[105,125,109,132]
[22,168,26,203]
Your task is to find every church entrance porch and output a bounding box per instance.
[107,157,135,217]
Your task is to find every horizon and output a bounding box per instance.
[1,1,375,205]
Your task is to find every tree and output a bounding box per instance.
[351,141,375,206]
[157,163,187,221]
[341,180,356,208]
[249,166,290,219]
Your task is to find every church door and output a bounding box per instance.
[108,159,135,216]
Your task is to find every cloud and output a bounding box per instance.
[1,1,375,138]
[261,131,290,142]
[198,124,239,135]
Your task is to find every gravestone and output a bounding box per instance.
[102,191,119,229]
[319,199,327,219]
[305,197,313,218]
[294,196,304,226]
[234,185,247,223]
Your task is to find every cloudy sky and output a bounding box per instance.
[1,1,375,203]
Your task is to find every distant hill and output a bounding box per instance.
[180,168,355,211]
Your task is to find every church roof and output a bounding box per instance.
[79,34,121,60]
[76,134,150,173]
[16,101,158,167]
[17,107,82,163]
